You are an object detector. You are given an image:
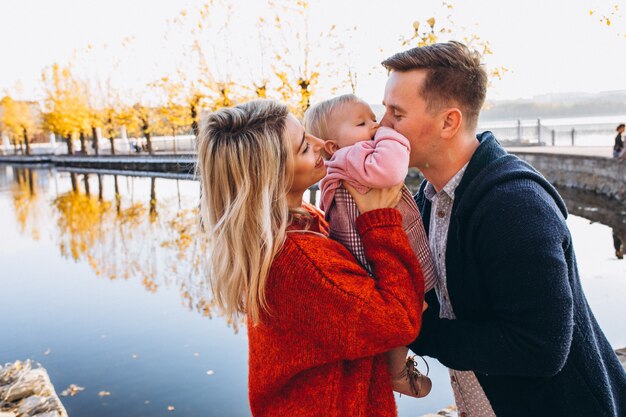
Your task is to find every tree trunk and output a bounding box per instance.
[70,173,78,192]
[141,119,154,155]
[83,174,90,196]
[66,134,74,155]
[23,128,31,156]
[98,174,103,202]
[149,177,157,221]
[92,126,99,155]
[80,132,87,155]
[191,103,199,138]
[109,137,116,155]
[27,169,35,196]
[172,128,177,154]
[114,175,121,214]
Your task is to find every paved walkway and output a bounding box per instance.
[506,146,613,158]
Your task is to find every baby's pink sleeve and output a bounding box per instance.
[343,127,411,188]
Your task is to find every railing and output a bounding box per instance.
[477,115,625,147]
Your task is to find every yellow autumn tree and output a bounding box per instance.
[41,63,90,155]
[132,103,156,154]
[401,1,508,81]
[168,3,236,115]
[151,76,193,153]
[268,0,346,118]
[0,96,39,155]
[589,3,624,37]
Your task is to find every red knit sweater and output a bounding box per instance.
[247,206,424,417]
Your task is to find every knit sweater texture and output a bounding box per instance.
[248,206,424,417]
[410,131,626,417]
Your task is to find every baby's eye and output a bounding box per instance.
[357,122,365,126]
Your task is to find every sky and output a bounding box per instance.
[0,0,624,105]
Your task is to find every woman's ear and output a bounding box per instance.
[323,140,339,157]
[441,108,462,139]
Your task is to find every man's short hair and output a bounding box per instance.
[381,41,487,130]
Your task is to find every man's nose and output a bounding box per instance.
[380,113,393,128]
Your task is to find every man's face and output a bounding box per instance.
[380,70,441,170]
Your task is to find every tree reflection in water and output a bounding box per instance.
[8,167,226,327]
[11,167,42,241]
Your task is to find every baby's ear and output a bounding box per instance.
[323,140,339,157]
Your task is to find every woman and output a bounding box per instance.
[197,100,424,417]
[613,123,624,159]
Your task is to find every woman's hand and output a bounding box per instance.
[344,182,404,214]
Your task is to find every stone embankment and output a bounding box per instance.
[0,360,67,417]
[508,147,626,202]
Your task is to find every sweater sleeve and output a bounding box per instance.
[343,127,410,189]
[275,208,424,361]
[409,182,573,377]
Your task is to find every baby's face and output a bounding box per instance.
[329,101,379,148]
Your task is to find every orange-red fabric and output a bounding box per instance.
[247,206,424,417]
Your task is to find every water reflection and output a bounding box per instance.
[556,186,626,260]
[4,166,223,327]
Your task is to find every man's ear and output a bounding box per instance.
[323,140,339,157]
[441,108,462,139]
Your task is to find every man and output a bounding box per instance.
[380,41,626,417]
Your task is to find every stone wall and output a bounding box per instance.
[511,152,626,203]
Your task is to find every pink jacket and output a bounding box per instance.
[319,127,410,212]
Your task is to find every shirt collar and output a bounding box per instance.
[424,162,470,202]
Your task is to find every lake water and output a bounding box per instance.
[1,165,625,417]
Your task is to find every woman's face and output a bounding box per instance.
[285,114,326,206]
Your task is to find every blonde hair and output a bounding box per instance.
[197,100,292,325]
[303,93,364,140]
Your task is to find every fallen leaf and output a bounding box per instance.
[167,406,175,411]
[206,370,214,376]
[44,348,51,356]
[98,391,111,397]
[61,384,85,397]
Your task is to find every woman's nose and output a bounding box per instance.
[311,135,324,151]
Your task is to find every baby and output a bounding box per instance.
[304,94,436,398]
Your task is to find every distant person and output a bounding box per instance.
[304,93,434,398]
[378,41,626,417]
[613,123,624,159]
[197,99,425,417]
[613,231,624,260]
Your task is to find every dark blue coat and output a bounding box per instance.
[409,132,626,417]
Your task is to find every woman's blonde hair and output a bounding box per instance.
[303,93,363,140]
[197,100,292,325]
